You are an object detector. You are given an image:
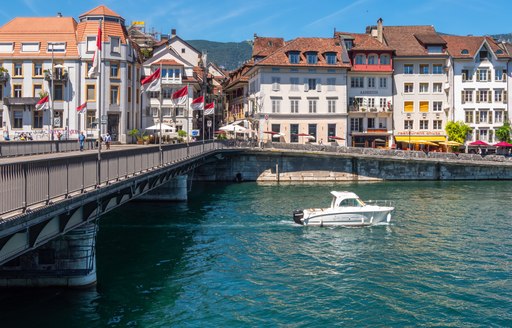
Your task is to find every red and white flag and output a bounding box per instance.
[35,95,49,111]
[191,96,204,111]
[76,102,87,114]
[172,86,188,105]
[88,23,102,78]
[204,102,215,115]
[141,68,161,93]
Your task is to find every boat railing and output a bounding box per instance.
[365,200,394,208]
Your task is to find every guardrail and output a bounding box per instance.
[0,141,225,219]
[0,140,97,157]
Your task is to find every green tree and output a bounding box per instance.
[495,121,511,142]
[445,121,471,143]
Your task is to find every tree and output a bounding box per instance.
[445,121,471,143]
[495,121,511,142]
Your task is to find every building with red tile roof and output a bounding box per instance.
[442,35,510,144]
[0,5,141,143]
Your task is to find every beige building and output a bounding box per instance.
[247,37,351,144]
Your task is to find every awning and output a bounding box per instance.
[395,136,446,142]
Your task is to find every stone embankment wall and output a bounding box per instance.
[194,144,512,182]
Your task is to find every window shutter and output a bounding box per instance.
[488,90,492,103]
[476,71,480,81]
[475,112,480,124]
[488,70,491,81]
[476,90,480,102]
[462,72,466,81]
[461,91,465,104]
[504,91,507,103]
[488,113,492,124]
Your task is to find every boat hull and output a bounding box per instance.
[296,207,393,227]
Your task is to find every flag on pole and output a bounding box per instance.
[88,23,102,78]
[140,68,161,93]
[76,102,87,114]
[191,96,204,111]
[35,95,49,111]
[172,86,188,105]
[204,102,215,115]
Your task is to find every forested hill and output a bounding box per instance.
[186,40,252,71]
[187,33,512,72]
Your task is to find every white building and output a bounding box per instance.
[247,37,351,144]
[443,35,510,144]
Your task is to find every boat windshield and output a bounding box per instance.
[337,198,365,207]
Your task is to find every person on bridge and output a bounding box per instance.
[105,133,111,150]
[79,132,85,151]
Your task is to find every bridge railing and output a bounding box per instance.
[0,140,98,157]
[0,140,225,219]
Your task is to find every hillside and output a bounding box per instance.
[186,40,252,71]
[187,33,512,72]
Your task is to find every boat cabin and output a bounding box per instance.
[330,191,366,208]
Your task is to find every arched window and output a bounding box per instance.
[355,54,365,65]
[380,54,390,65]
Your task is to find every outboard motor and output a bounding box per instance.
[293,210,304,225]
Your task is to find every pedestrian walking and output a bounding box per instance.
[79,132,85,151]
[105,133,111,150]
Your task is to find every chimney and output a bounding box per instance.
[171,29,177,37]
[57,12,62,17]
[377,18,383,43]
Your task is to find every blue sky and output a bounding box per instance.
[1,0,511,42]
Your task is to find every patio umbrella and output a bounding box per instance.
[328,136,345,140]
[272,133,284,138]
[494,141,512,147]
[439,140,462,146]
[263,131,279,135]
[145,123,175,131]
[469,140,489,146]
[374,138,386,143]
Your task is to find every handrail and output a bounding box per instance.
[0,140,225,219]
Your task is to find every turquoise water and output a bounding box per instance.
[1,181,511,327]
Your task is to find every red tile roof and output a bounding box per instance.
[152,59,183,66]
[383,25,445,57]
[252,36,285,58]
[442,35,511,59]
[76,19,127,44]
[335,32,393,51]
[79,5,122,19]
[254,37,351,68]
[0,17,79,58]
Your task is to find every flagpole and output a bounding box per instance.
[96,20,102,187]
[49,42,54,141]
[158,63,163,166]
[202,52,207,145]
[186,83,189,148]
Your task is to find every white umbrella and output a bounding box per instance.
[145,123,175,132]
[272,133,284,138]
[219,124,247,133]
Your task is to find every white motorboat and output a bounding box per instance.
[293,191,394,227]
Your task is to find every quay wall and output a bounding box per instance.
[193,149,512,182]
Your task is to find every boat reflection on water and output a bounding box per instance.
[293,191,394,227]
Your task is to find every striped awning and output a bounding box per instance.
[395,136,446,142]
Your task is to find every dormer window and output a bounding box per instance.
[380,54,390,65]
[288,51,300,64]
[325,52,337,65]
[306,52,318,64]
[344,40,353,50]
[368,54,378,65]
[355,54,365,65]
[496,49,503,55]
[427,45,443,54]
[461,49,469,55]
[48,42,66,53]
[110,37,120,54]
[479,49,489,61]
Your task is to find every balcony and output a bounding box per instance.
[44,68,68,82]
[351,64,393,72]
[0,70,9,83]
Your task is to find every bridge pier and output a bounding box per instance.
[0,222,97,287]
[138,175,188,201]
